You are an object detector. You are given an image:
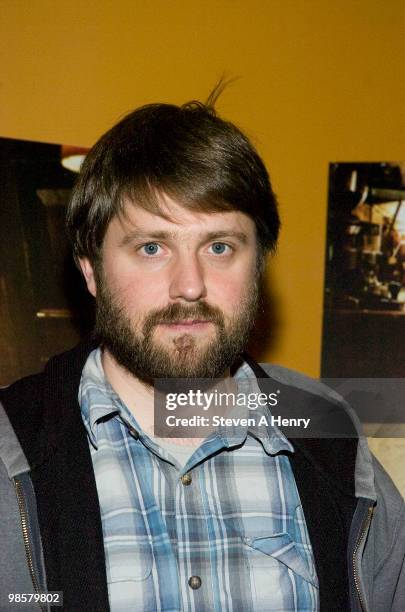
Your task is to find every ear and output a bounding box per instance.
[79,257,97,297]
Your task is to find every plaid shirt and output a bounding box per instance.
[79,348,319,611]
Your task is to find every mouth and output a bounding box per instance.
[158,319,214,331]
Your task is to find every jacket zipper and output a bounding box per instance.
[13,477,47,612]
[352,504,374,611]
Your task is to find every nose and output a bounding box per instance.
[169,253,207,302]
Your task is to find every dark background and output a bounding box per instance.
[0,137,94,385]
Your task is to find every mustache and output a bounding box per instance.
[143,301,225,335]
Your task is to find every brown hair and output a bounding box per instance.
[66,88,280,265]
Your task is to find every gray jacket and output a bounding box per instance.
[0,357,404,611]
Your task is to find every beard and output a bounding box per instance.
[93,267,260,382]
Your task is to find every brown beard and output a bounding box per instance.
[93,265,260,382]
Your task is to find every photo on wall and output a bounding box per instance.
[0,137,91,386]
[322,162,405,378]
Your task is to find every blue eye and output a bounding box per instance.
[141,243,160,256]
[210,242,229,255]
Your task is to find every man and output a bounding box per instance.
[0,94,404,612]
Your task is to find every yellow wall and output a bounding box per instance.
[1,0,405,377]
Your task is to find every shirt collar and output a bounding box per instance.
[225,360,294,455]
[79,347,294,456]
[79,348,137,448]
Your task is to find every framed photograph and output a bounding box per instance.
[0,137,91,386]
[322,162,405,378]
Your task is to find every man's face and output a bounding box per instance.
[80,194,262,381]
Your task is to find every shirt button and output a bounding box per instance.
[188,575,202,590]
[181,473,192,486]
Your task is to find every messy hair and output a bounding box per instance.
[66,83,280,265]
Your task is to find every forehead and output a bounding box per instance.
[106,194,257,240]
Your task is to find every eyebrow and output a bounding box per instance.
[119,229,249,247]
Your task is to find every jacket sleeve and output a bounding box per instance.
[364,455,405,611]
[0,401,46,611]
[391,549,405,612]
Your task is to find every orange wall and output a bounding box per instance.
[1,0,405,376]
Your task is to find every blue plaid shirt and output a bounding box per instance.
[79,348,319,611]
